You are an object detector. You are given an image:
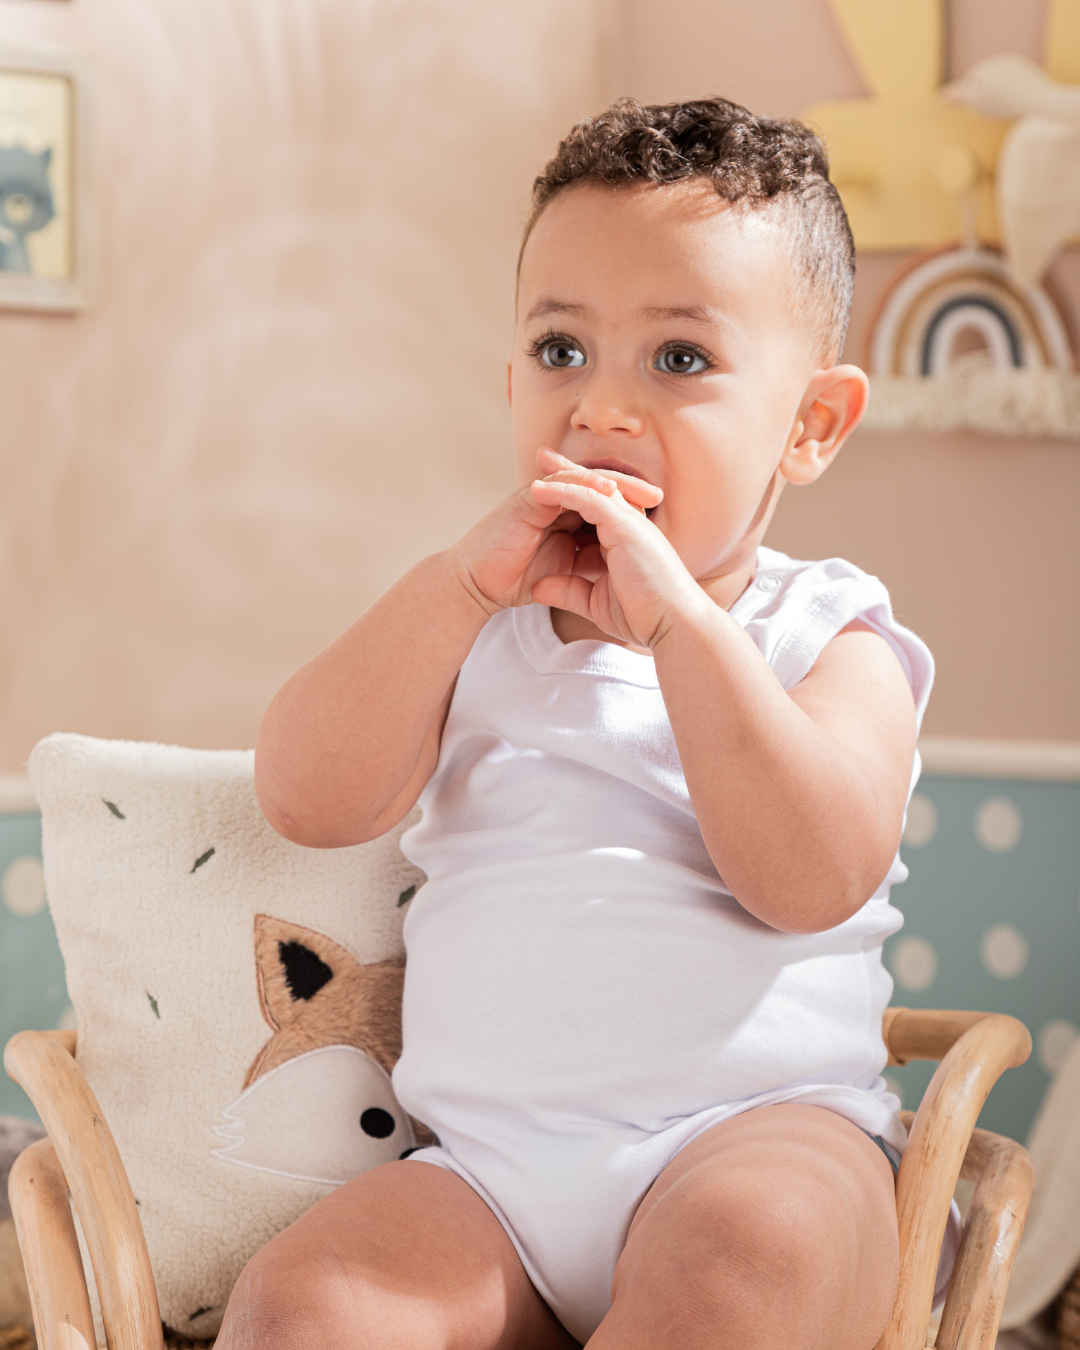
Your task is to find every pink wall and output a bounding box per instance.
[0,0,604,771]
[622,0,1079,739]
[0,0,1075,768]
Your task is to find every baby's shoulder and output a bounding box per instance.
[736,547,933,714]
[735,546,891,635]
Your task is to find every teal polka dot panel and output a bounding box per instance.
[885,777,1080,1145]
[0,812,69,1122]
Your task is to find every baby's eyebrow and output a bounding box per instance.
[639,304,712,324]
[523,299,719,327]
[525,298,587,324]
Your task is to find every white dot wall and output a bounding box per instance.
[903,793,938,848]
[891,936,939,992]
[0,809,68,1122]
[975,797,1024,853]
[886,777,1080,1144]
[2,855,45,916]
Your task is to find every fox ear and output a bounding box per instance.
[253,915,361,1031]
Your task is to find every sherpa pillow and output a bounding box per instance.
[27,733,426,1344]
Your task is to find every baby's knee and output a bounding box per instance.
[216,1243,361,1350]
[674,1164,841,1292]
[711,1161,896,1312]
[612,1159,898,1349]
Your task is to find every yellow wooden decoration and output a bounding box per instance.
[828,0,942,98]
[1047,0,1080,84]
[803,0,1012,250]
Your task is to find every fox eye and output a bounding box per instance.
[533,336,586,369]
[360,1108,395,1138]
[655,345,711,375]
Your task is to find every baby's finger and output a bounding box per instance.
[535,448,663,512]
[531,571,595,618]
[535,446,577,475]
[608,475,662,511]
[530,477,644,527]
[548,508,585,534]
[539,469,653,517]
[571,540,606,581]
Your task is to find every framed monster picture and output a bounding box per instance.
[0,47,91,311]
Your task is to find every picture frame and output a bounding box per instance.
[0,45,92,312]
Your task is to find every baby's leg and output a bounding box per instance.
[215,1159,578,1350]
[590,1103,899,1350]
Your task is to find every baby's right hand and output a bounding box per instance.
[449,448,662,616]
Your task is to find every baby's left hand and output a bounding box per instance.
[528,449,703,648]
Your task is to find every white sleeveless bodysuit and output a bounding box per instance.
[394,547,937,1343]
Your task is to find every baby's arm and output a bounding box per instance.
[255,461,661,847]
[255,554,485,847]
[650,607,915,933]
[532,457,915,934]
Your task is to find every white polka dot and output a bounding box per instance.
[975,797,1023,852]
[980,924,1029,979]
[903,793,938,847]
[56,1005,77,1032]
[883,1074,904,1106]
[2,855,45,916]
[1038,1020,1080,1075]
[891,936,938,992]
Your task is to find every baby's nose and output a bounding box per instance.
[570,382,645,437]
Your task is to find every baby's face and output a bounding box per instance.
[511,182,832,597]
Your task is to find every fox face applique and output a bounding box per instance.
[213,915,429,1186]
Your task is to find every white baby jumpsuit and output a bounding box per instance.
[393,547,945,1343]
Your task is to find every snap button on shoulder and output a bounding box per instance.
[756,574,781,593]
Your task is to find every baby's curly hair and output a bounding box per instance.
[524,97,855,364]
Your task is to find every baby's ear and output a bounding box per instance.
[781,366,869,486]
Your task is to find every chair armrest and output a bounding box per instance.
[8,1137,96,1350]
[4,1030,164,1350]
[875,1012,1031,1350]
[884,1008,996,1066]
[936,1129,1035,1350]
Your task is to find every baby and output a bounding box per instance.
[220,97,935,1350]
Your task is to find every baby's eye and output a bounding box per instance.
[536,339,586,369]
[655,345,711,375]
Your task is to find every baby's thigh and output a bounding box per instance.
[216,1159,577,1350]
[595,1104,898,1350]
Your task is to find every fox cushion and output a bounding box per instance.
[27,733,426,1343]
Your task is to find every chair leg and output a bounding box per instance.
[8,1138,96,1350]
[935,1129,1035,1350]
[4,1031,164,1350]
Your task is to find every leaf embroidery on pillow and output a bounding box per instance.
[190,848,215,874]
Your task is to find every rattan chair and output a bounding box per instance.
[5,1006,1033,1350]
